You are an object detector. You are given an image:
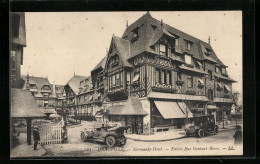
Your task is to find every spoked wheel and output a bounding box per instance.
[80,132,88,142]
[106,136,116,147]
[120,136,127,146]
[198,129,205,138]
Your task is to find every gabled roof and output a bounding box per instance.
[21,75,50,90]
[11,89,45,118]
[92,55,108,72]
[111,36,132,68]
[78,76,94,94]
[122,12,226,67]
[65,75,88,95]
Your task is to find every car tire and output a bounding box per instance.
[198,129,204,138]
[106,136,116,147]
[120,136,127,146]
[213,126,218,134]
[80,132,88,142]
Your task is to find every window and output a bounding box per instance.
[222,67,226,74]
[208,70,213,80]
[186,41,191,50]
[205,48,212,55]
[131,27,140,42]
[155,68,160,83]
[175,38,179,46]
[216,66,220,74]
[177,72,182,80]
[155,68,172,84]
[112,75,115,86]
[116,73,120,86]
[185,55,192,65]
[151,24,157,30]
[187,76,193,88]
[42,85,50,90]
[161,71,165,84]
[166,71,171,85]
[159,44,166,56]
[208,89,213,101]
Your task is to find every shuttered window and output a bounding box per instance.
[187,76,193,88]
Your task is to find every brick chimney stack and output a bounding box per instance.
[208,36,211,45]
[26,72,30,90]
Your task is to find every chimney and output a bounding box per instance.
[126,20,128,28]
[26,72,30,90]
[208,36,211,45]
[161,19,163,28]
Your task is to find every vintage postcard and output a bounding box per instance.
[10,11,243,157]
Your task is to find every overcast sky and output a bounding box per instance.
[22,11,242,101]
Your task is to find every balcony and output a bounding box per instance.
[151,83,177,93]
[107,88,128,101]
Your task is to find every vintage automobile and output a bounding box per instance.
[80,123,129,147]
[184,115,219,138]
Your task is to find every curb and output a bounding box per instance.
[126,135,186,142]
[126,128,236,142]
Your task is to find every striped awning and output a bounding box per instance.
[132,74,140,82]
[217,83,223,88]
[154,101,186,119]
[177,102,193,118]
[198,78,204,84]
[224,85,231,92]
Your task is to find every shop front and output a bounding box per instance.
[106,97,147,134]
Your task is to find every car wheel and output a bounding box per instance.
[106,136,116,147]
[80,132,88,142]
[120,136,127,146]
[213,126,218,134]
[198,129,204,138]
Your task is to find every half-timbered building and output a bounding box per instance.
[89,12,235,134]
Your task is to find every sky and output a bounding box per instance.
[22,11,242,103]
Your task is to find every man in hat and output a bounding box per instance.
[33,126,40,150]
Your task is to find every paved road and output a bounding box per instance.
[44,129,243,157]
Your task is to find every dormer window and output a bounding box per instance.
[185,40,192,51]
[205,48,212,56]
[151,24,157,30]
[185,54,192,65]
[175,38,179,46]
[131,26,140,42]
[222,67,226,74]
[42,85,50,90]
[215,66,220,74]
[159,44,166,56]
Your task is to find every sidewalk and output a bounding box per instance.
[217,121,242,132]
[125,129,186,142]
[11,133,46,158]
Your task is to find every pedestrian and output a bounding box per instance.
[33,126,40,150]
[233,125,242,145]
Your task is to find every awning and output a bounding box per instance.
[198,78,204,84]
[224,85,231,92]
[89,95,93,101]
[177,102,193,118]
[213,97,234,103]
[132,74,140,82]
[148,92,209,102]
[197,61,203,67]
[154,101,186,119]
[107,97,147,116]
[217,83,223,88]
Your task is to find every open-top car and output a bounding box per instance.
[80,123,129,147]
[184,115,219,138]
